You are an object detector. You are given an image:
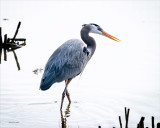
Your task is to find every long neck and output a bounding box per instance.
[81,27,96,57]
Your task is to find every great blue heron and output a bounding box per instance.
[40,23,120,109]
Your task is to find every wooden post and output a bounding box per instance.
[125,107,127,121]
[0,27,2,64]
[152,116,155,128]
[157,123,160,128]
[125,107,130,128]
[127,109,130,128]
[4,34,7,61]
[139,117,145,128]
[119,116,122,128]
[12,50,20,70]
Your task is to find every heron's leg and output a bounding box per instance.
[60,87,67,110]
[66,89,71,103]
[65,78,72,103]
[60,78,72,110]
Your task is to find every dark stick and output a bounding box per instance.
[125,108,130,128]
[4,34,7,61]
[0,27,2,64]
[139,117,145,128]
[12,50,20,70]
[11,22,21,70]
[157,123,160,128]
[0,46,2,64]
[98,126,101,128]
[152,116,155,128]
[0,28,2,44]
[127,109,130,126]
[8,38,26,41]
[125,107,127,121]
[119,116,122,128]
[11,22,21,43]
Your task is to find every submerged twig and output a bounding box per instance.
[12,50,20,70]
[119,116,122,128]
[0,28,2,64]
[11,22,21,43]
[0,21,26,70]
[4,34,7,61]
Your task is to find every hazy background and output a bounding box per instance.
[0,0,160,128]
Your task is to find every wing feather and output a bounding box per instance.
[40,39,89,90]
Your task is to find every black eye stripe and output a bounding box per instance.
[91,23,99,27]
[90,23,102,30]
[83,23,102,31]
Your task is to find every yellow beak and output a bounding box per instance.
[102,30,121,42]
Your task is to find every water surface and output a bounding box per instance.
[0,73,160,128]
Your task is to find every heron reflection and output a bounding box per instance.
[60,103,71,128]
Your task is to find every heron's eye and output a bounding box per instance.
[98,27,102,31]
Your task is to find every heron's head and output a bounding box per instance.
[82,23,120,42]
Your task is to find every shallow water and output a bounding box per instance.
[0,73,160,128]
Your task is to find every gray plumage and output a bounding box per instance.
[40,39,90,90]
